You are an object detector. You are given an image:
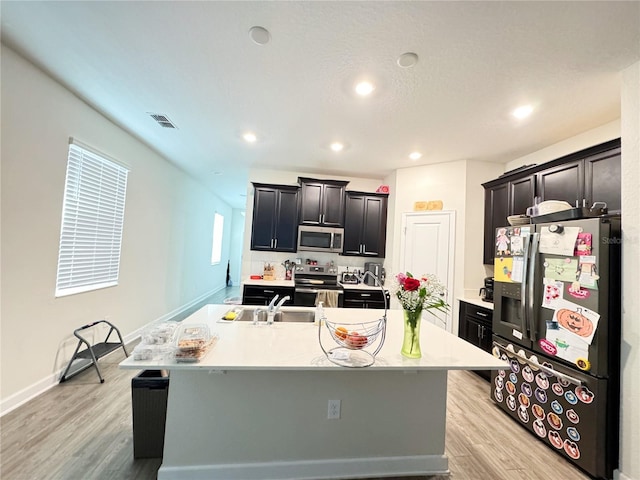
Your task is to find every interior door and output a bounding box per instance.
[400,212,455,332]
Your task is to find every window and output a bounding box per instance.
[55,140,129,297]
[211,213,224,265]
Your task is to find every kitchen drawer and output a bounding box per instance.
[463,303,492,325]
[342,289,390,309]
[242,285,294,306]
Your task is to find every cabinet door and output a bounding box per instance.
[585,147,621,213]
[299,182,323,225]
[273,189,299,252]
[483,183,509,265]
[343,193,388,257]
[343,195,366,255]
[361,196,387,257]
[251,187,277,250]
[537,160,584,206]
[321,184,346,227]
[509,175,535,215]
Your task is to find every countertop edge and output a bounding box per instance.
[458,296,494,311]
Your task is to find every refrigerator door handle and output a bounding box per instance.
[492,342,583,386]
[527,232,540,341]
[520,234,531,337]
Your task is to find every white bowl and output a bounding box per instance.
[507,215,530,226]
[537,200,572,216]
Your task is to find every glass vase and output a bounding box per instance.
[401,308,422,358]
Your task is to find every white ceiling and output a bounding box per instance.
[2,1,639,209]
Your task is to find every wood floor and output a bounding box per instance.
[1,289,591,480]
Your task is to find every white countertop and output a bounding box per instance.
[458,295,494,310]
[120,304,505,371]
[242,278,295,287]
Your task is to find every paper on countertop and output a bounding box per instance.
[539,226,580,256]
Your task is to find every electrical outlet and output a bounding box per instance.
[327,399,341,419]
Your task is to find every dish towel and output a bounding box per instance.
[315,290,339,308]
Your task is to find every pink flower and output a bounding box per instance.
[396,273,407,284]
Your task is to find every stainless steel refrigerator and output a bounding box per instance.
[491,215,621,479]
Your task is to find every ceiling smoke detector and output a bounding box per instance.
[249,26,270,45]
[397,52,419,68]
[148,113,178,129]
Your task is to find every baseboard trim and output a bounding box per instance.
[0,286,224,417]
[157,455,449,480]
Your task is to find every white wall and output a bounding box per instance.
[385,159,503,333]
[0,45,233,412]
[228,209,245,287]
[620,61,639,480]
[505,120,621,171]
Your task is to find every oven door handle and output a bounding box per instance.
[295,287,342,294]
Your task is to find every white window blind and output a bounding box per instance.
[55,142,129,297]
[211,213,224,265]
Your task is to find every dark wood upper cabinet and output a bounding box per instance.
[536,159,584,206]
[342,192,388,257]
[585,147,621,213]
[298,177,348,227]
[510,175,536,215]
[250,183,299,252]
[483,174,536,264]
[482,139,620,265]
[483,183,510,265]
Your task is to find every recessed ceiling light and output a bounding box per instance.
[243,132,257,143]
[249,26,270,45]
[330,142,344,152]
[211,171,223,176]
[512,105,534,119]
[397,52,419,68]
[355,81,375,96]
[409,152,422,160]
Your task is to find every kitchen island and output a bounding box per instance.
[120,304,506,480]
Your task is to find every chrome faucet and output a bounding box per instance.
[267,295,290,324]
[267,294,280,313]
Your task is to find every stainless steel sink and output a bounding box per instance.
[235,307,316,323]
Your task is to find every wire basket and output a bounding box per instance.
[325,319,385,350]
[319,317,387,368]
[318,270,388,367]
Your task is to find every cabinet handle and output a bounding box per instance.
[361,293,371,297]
[476,311,488,317]
[274,238,278,249]
[264,290,274,294]
[477,324,481,338]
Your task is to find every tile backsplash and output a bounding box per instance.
[243,251,383,280]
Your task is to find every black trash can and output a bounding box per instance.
[131,370,169,459]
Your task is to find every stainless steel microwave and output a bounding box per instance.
[297,225,344,253]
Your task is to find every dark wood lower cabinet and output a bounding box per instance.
[342,289,390,309]
[242,285,294,306]
[458,301,493,381]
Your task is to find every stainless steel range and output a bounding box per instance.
[293,264,344,307]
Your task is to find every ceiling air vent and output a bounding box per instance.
[148,113,178,129]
